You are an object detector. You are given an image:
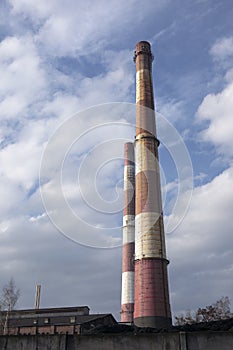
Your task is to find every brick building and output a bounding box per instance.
[0,306,116,335]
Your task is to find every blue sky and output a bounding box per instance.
[0,0,233,321]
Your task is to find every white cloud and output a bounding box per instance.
[197,36,233,157]
[0,178,24,217]
[0,118,56,221]
[168,166,233,313]
[0,33,134,230]
[41,49,134,122]
[38,102,136,249]
[78,61,134,105]
[224,68,233,83]
[0,95,27,118]
[0,139,40,190]
[0,36,47,119]
[157,98,184,123]
[210,36,233,61]
[197,81,233,157]
[8,0,168,57]
[9,0,55,20]
[163,35,233,313]
[0,35,135,244]
[0,215,121,315]
[41,93,80,119]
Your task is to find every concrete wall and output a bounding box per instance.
[0,332,232,350]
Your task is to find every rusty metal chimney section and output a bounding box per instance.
[121,142,135,323]
[134,41,172,328]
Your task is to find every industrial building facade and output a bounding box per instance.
[0,306,117,336]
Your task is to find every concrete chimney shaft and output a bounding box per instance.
[134,41,172,328]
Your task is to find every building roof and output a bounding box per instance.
[2,306,90,317]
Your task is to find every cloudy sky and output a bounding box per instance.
[0,0,233,321]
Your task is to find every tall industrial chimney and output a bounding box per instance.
[134,41,172,328]
[121,142,135,323]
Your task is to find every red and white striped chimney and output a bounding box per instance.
[121,142,135,323]
[134,41,172,328]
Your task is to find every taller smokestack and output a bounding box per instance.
[121,142,135,323]
[134,41,172,328]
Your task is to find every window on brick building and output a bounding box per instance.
[70,316,76,323]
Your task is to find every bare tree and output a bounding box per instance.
[0,278,20,335]
[197,296,232,322]
[175,309,197,326]
[1,278,20,311]
[175,296,233,325]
